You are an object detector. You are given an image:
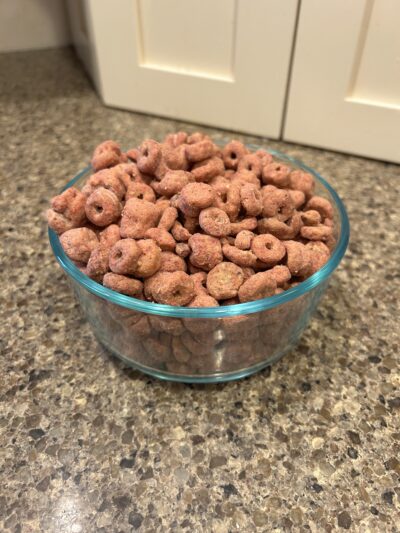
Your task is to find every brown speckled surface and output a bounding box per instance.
[1,48,399,532]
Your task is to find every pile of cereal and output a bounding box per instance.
[47,133,335,307]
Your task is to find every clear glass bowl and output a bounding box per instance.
[49,146,349,383]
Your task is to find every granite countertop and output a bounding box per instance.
[1,48,399,532]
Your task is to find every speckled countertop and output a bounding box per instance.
[1,48,399,533]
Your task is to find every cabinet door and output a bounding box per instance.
[85,0,298,138]
[284,0,400,163]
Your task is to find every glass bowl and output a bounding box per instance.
[49,146,349,383]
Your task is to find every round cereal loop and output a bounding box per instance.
[85,187,122,227]
[251,234,286,265]
[145,227,176,251]
[289,170,315,198]
[206,262,244,300]
[125,182,156,203]
[185,140,215,162]
[134,239,162,278]
[284,240,312,277]
[268,265,291,286]
[301,209,321,226]
[157,171,193,197]
[188,233,223,271]
[172,337,192,363]
[60,228,99,263]
[109,239,141,275]
[191,156,224,182]
[213,182,241,221]
[305,196,334,220]
[261,185,294,221]
[240,183,263,216]
[300,224,333,241]
[159,251,187,272]
[199,207,231,237]
[237,154,263,177]
[137,139,162,174]
[91,140,121,171]
[262,162,291,187]
[126,148,140,163]
[179,182,215,217]
[175,242,190,258]
[188,294,219,308]
[171,221,191,242]
[306,241,331,274]
[164,144,189,171]
[120,198,160,239]
[222,244,257,268]
[234,230,254,250]
[222,140,248,170]
[86,245,110,278]
[164,131,188,148]
[238,272,277,303]
[150,271,195,306]
[229,217,258,235]
[103,273,143,298]
[288,189,306,209]
[84,169,126,200]
[99,224,120,248]
[258,211,303,240]
[158,206,178,231]
[232,169,260,188]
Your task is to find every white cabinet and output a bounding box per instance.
[284,0,400,163]
[68,0,299,139]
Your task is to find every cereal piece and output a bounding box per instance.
[126,148,140,163]
[145,227,176,251]
[164,131,188,148]
[183,215,199,234]
[164,144,189,171]
[301,209,321,226]
[255,149,274,166]
[179,183,215,217]
[85,187,122,227]
[232,169,260,188]
[103,273,143,298]
[214,182,241,221]
[86,245,110,278]
[289,170,315,198]
[120,198,160,239]
[222,244,257,268]
[251,234,286,266]
[125,182,156,203]
[229,217,258,235]
[240,183,263,216]
[155,197,171,216]
[190,272,208,295]
[149,315,185,336]
[99,224,120,248]
[191,156,224,182]
[137,139,161,174]
[172,337,192,363]
[187,132,211,144]
[156,171,193,197]
[306,241,331,274]
[134,239,162,277]
[189,294,219,308]
[288,189,306,209]
[83,169,126,200]
[175,242,190,258]
[150,271,195,306]
[222,140,248,170]
[48,187,87,233]
[284,240,312,277]
[300,224,333,241]
[305,196,334,220]
[234,230,254,250]
[262,162,291,187]
[258,211,303,240]
[109,239,141,275]
[238,272,277,303]
[171,221,191,242]
[158,206,178,231]
[199,207,231,237]
[206,262,244,300]
[159,251,187,272]
[237,154,263,178]
[91,140,121,171]
[262,185,294,221]
[114,163,149,189]
[181,331,214,355]
[188,233,223,271]
[209,175,230,196]
[185,140,215,162]
[60,228,99,263]
[267,265,291,286]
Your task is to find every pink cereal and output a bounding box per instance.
[251,234,286,266]
[85,187,122,227]
[199,207,231,237]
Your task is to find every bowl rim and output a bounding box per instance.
[48,145,350,318]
